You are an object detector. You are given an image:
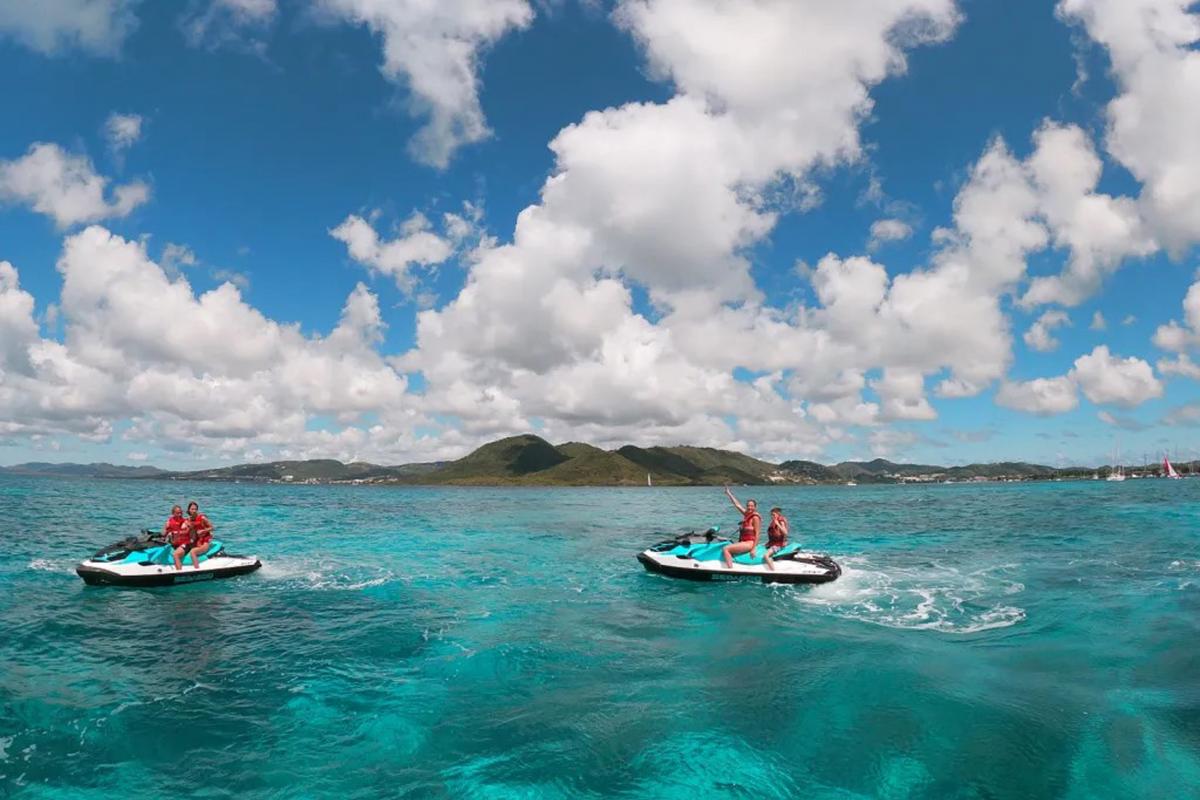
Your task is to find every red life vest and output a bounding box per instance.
[189,513,212,546]
[165,515,190,547]
[739,509,761,543]
[768,515,788,548]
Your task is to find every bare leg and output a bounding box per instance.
[190,543,210,569]
[764,546,778,571]
[173,545,185,571]
[722,540,757,568]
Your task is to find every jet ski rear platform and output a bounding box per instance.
[637,530,841,585]
[76,531,261,587]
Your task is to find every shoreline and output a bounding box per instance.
[1,471,1185,488]
[4,436,1188,487]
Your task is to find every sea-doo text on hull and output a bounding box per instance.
[76,531,261,587]
[637,530,841,585]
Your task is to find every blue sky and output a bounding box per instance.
[1,0,1199,469]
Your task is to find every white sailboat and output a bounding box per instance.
[1106,442,1126,482]
[647,472,652,487]
[1164,455,1181,479]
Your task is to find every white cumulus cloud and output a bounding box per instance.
[0,143,150,228]
[996,376,1080,415]
[0,0,139,56]
[0,227,442,461]
[315,0,534,167]
[1020,121,1157,307]
[868,218,913,249]
[1023,309,1070,352]
[0,260,40,375]
[104,112,143,152]
[330,211,457,293]
[1158,353,1200,380]
[1153,276,1200,353]
[395,0,970,456]
[1059,0,1200,255]
[1070,345,1163,407]
[997,344,1161,414]
[873,369,937,421]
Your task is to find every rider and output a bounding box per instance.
[184,501,213,569]
[721,486,761,568]
[164,505,192,571]
[763,507,789,571]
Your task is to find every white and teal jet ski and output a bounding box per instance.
[637,528,841,585]
[76,530,261,587]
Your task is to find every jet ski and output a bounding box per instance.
[637,528,841,585]
[76,530,261,587]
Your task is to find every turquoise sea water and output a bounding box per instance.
[2,476,1199,799]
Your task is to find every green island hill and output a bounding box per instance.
[1,434,1184,486]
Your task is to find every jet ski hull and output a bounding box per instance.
[637,532,841,585]
[76,557,261,587]
[76,531,261,587]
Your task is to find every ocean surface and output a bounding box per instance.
[1,476,1198,799]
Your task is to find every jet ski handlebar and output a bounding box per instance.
[140,528,168,543]
[647,527,724,552]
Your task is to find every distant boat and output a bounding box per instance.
[846,481,857,487]
[1107,442,1126,482]
[1164,456,1181,480]
[647,473,652,487]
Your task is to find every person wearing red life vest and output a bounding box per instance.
[184,501,213,569]
[163,504,193,571]
[763,507,789,571]
[722,486,761,568]
[163,505,187,540]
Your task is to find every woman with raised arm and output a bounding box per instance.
[722,486,761,569]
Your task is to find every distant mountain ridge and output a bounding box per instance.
[0,435,1173,486]
[0,462,170,479]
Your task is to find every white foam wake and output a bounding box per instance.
[1167,559,1200,590]
[259,558,394,591]
[795,556,1026,634]
[27,558,68,573]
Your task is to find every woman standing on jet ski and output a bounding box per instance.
[722,486,761,568]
